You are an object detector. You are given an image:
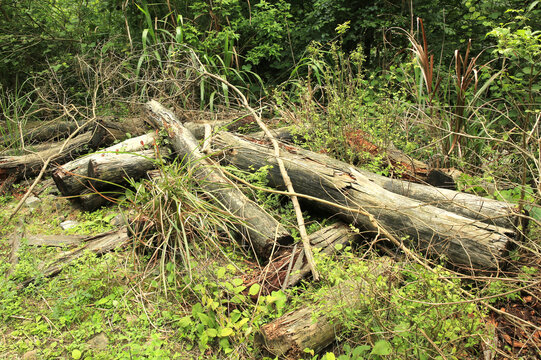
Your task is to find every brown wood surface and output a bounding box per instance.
[214,132,514,270]
[255,258,397,359]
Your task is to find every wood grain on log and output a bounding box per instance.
[255,258,397,358]
[214,132,513,270]
[52,132,159,196]
[145,100,292,259]
[0,128,105,181]
[271,142,519,230]
[20,227,130,287]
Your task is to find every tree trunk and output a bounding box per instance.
[239,132,519,230]
[255,257,397,359]
[145,100,292,259]
[52,132,159,196]
[0,127,105,181]
[214,132,514,270]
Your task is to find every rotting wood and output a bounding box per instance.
[52,132,159,197]
[145,100,291,259]
[264,140,520,230]
[246,223,361,293]
[19,227,130,288]
[26,234,86,247]
[214,132,514,270]
[0,127,105,182]
[255,257,397,359]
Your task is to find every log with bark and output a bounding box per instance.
[19,227,130,287]
[0,126,106,181]
[259,138,519,230]
[145,100,292,259]
[214,132,514,270]
[255,257,397,359]
[52,132,160,197]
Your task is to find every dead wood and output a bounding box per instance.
[246,223,362,293]
[26,234,86,247]
[214,132,514,270]
[19,227,130,287]
[197,70,319,280]
[255,257,397,359]
[239,132,518,229]
[145,100,291,259]
[0,127,105,182]
[52,132,159,197]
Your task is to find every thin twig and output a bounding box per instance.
[198,63,320,280]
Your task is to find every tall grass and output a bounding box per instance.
[0,80,36,153]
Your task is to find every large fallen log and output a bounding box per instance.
[52,132,159,196]
[145,100,292,259]
[255,258,397,358]
[0,127,105,181]
[269,139,519,230]
[19,227,130,287]
[214,132,514,270]
[246,223,361,293]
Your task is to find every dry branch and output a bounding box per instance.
[199,69,320,280]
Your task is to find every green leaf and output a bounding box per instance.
[232,278,243,286]
[206,328,218,338]
[219,327,234,337]
[198,313,210,326]
[371,340,392,356]
[322,352,336,360]
[248,283,261,296]
[216,267,226,279]
[72,349,82,359]
[177,316,192,328]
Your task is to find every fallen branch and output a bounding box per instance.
[19,227,130,288]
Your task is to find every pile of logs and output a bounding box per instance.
[3,100,522,358]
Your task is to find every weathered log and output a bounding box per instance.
[19,227,130,287]
[255,258,397,358]
[87,148,167,190]
[26,120,81,143]
[215,132,514,270]
[239,132,518,229]
[0,127,105,181]
[26,234,86,247]
[52,132,159,196]
[145,100,292,259]
[246,223,362,293]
